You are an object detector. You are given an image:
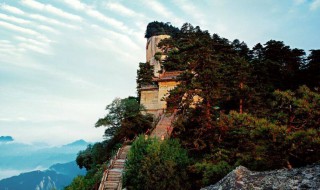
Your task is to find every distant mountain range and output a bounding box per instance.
[0,161,86,190]
[0,139,90,180]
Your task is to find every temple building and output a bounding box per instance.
[139,35,180,116]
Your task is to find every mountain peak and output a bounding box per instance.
[64,139,88,147]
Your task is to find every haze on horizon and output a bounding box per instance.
[0,0,319,146]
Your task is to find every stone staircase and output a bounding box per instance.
[99,145,131,190]
[151,113,175,138]
[98,112,175,190]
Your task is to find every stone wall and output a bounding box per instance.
[158,81,179,109]
[140,88,159,115]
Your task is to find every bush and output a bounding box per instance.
[123,136,190,190]
[194,161,232,186]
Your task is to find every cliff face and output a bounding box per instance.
[202,165,320,190]
[146,35,170,77]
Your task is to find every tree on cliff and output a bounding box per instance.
[145,21,180,38]
[136,62,154,99]
[95,96,153,140]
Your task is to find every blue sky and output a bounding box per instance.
[0,0,319,145]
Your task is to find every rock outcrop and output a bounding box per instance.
[201,165,320,190]
[146,35,170,77]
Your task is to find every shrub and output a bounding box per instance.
[124,136,190,190]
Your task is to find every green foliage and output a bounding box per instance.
[72,96,153,189]
[124,136,190,190]
[65,176,86,190]
[65,164,104,190]
[145,21,179,38]
[271,85,320,130]
[95,97,153,139]
[76,140,118,171]
[136,62,154,99]
[193,161,232,186]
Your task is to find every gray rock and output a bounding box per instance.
[201,164,320,190]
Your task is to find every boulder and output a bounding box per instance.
[201,164,320,190]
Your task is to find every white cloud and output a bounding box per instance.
[0,4,24,15]
[0,13,31,24]
[62,0,129,31]
[173,0,206,25]
[141,0,184,26]
[90,24,140,50]
[0,20,38,35]
[310,0,320,10]
[21,0,82,21]
[105,2,143,18]
[14,36,48,47]
[1,4,79,29]
[28,14,79,29]
[37,25,59,34]
[18,43,51,54]
[0,20,53,55]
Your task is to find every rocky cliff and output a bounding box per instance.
[202,165,320,190]
[146,35,170,77]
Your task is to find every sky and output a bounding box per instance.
[0,0,319,146]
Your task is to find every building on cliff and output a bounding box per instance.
[139,35,180,116]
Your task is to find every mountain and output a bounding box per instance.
[63,139,88,147]
[0,161,85,190]
[0,139,89,180]
[49,161,86,177]
[0,136,14,142]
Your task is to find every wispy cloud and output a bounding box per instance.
[21,0,82,22]
[0,4,79,29]
[105,2,144,18]
[37,25,59,34]
[0,4,24,15]
[0,13,31,24]
[0,41,24,57]
[0,20,52,54]
[141,0,184,26]
[14,36,48,47]
[62,0,129,32]
[28,14,79,29]
[0,20,38,35]
[90,24,140,50]
[310,0,320,10]
[173,0,206,25]
[0,13,58,35]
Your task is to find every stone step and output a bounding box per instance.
[105,182,119,189]
[113,162,125,166]
[113,165,124,169]
[119,155,127,159]
[107,172,121,177]
[107,176,121,181]
[108,173,121,178]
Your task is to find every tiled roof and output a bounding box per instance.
[153,71,182,82]
[140,84,158,90]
